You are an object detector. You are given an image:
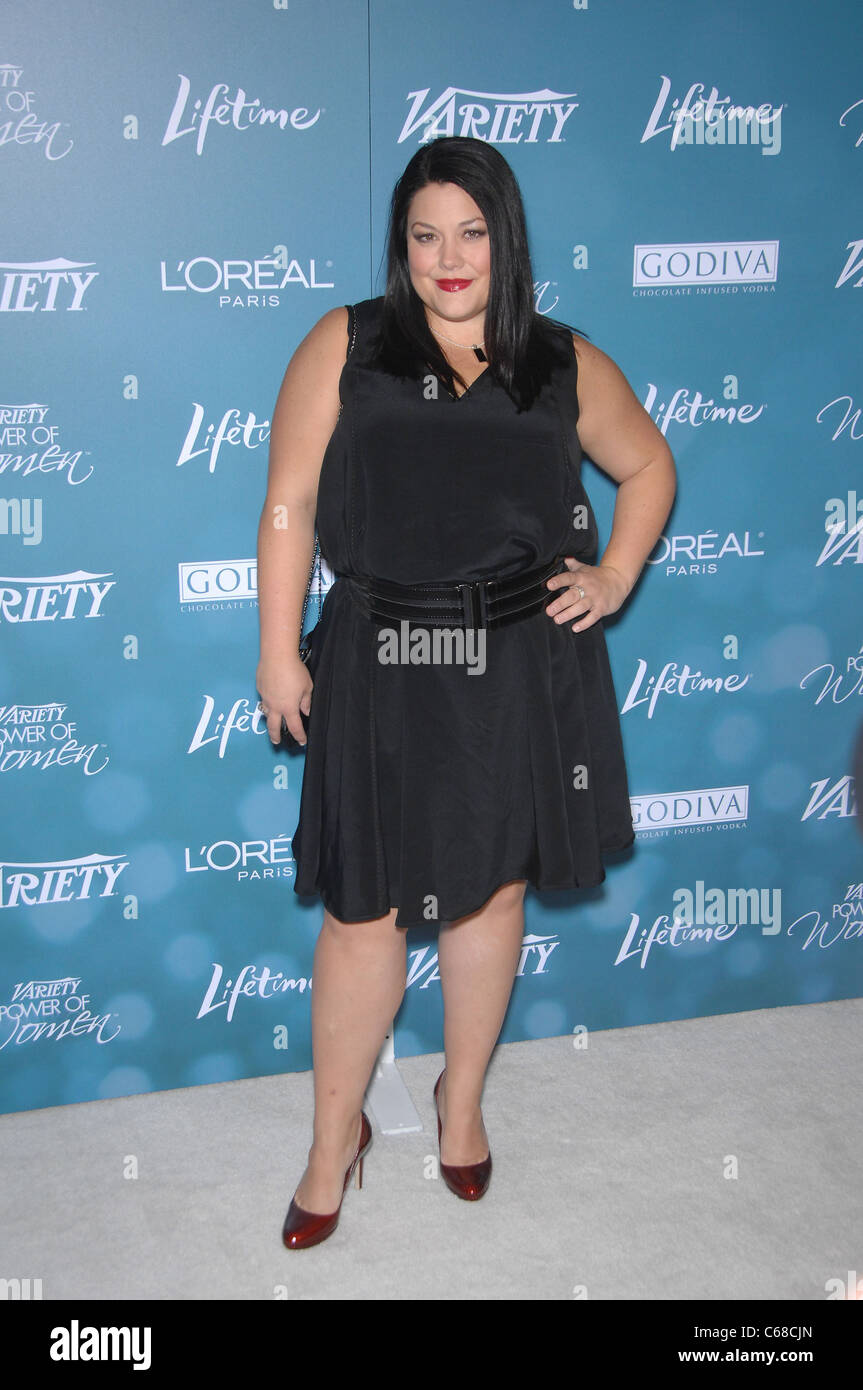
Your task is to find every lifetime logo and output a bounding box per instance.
[0,259,97,311]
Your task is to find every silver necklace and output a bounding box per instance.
[429,326,487,362]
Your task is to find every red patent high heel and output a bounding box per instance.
[434,1068,492,1201]
[282,1111,372,1250]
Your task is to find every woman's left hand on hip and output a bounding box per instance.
[544,558,631,632]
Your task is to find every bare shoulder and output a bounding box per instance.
[268,306,350,473]
[569,331,673,482]
[571,332,631,395]
[309,303,351,345]
[273,306,349,412]
[289,304,351,375]
[570,330,645,420]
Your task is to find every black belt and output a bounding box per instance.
[346,554,566,630]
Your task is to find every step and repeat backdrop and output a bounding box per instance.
[2,0,861,1114]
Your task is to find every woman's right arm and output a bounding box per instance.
[255,305,350,746]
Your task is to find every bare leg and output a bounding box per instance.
[435,879,527,1165]
[292,906,406,1214]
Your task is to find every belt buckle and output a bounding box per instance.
[457,578,494,629]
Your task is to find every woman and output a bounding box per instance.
[255,136,676,1250]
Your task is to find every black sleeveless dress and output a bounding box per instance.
[291,296,635,928]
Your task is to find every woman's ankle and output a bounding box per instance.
[310,1112,363,1159]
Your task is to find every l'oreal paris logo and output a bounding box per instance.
[159,244,333,310]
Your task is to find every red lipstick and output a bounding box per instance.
[435,279,472,291]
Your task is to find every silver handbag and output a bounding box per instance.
[298,535,324,664]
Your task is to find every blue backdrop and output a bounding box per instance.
[2,0,860,1114]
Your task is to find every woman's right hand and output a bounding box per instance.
[256,655,314,747]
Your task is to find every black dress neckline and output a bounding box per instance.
[450,364,491,401]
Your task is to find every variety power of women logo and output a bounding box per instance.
[0,62,73,160]
[0,704,109,772]
[0,977,120,1049]
[0,403,92,485]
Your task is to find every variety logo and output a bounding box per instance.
[835,239,863,289]
[0,259,97,312]
[0,403,92,486]
[397,86,578,144]
[633,241,778,294]
[0,571,115,623]
[0,976,120,1049]
[787,883,863,951]
[818,495,863,566]
[162,73,322,157]
[0,703,109,774]
[405,933,560,988]
[197,961,310,1022]
[631,785,749,837]
[641,76,783,155]
[800,646,863,702]
[801,775,856,820]
[647,530,765,577]
[179,560,258,608]
[0,852,128,907]
[0,62,73,160]
[188,696,270,757]
[643,381,765,436]
[185,835,295,881]
[621,659,752,718]
[176,403,269,472]
[160,247,333,308]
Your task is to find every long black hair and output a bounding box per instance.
[373,135,582,412]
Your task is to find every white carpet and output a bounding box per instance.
[2,999,860,1300]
